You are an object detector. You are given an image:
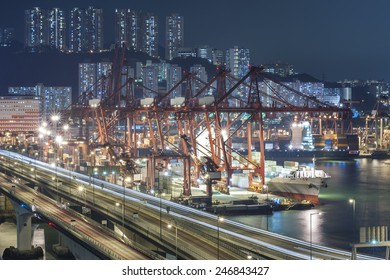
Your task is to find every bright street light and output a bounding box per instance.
[51,114,60,122]
[55,135,63,145]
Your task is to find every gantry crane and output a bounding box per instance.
[65,50,353,197]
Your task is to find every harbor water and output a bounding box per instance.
[231,158,390,258]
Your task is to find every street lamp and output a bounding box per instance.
[123,177,131,228]
[217,215,224,260]
[63,124,69,140]
[78,185,86,208]
[34,152,38,180]
[167,220,178,259]
[90,167,98,205]
[51,114,60,164]
[112,171,116,184]
[263,184,269,231]
[115,202,125,227]
[50,161,60,201]
[349,198,356,243]
[55,135,63,165]
[310,212,322,260]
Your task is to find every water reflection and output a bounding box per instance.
[230,159,390,257]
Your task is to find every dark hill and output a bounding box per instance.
[0,47,161,99]
[0,48,217,101]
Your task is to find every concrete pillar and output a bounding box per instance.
[11,201,33,251]
[351,246,357,260]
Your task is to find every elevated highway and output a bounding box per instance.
[0,171,158,260]
[0,150,380,260]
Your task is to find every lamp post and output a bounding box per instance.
[167,220,178,259]
[78,185,86,208]
[51,114,60,164]
[122,177,131,228]
[55,135,63,164]
[310,212,322,260]
[112,171,116,184]
[115,202,125,227]
[349,198,356,243]
[156,169,162,241]
[91,167,98,205]
[263,184,269,231]
[34,152,38,180]
[50,161,60,201]
[217,215,224,260]
[63,124,69,140]
[38,122,48,162]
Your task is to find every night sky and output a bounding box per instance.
[1,0,390,82]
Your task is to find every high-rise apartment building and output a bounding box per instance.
[69,8,83,52]
[69,7,104,52]
[25,7,46,50]
[212,49,224,66]
[190,65,208,94]
[7,84,72,122]
[115,9,140,50]
[79,63,98,99]
[79,62,137,102]
[96,62,112,99]
[115,10,158,57]
[157,60,168,82]
[165,13,184,60]
[46,8,66,51]
[196,46,213,63]
[25,7,66,51]
[166,64,182,97]
[141,13,159,57]
[79,62,103,99]
[258,75,324,108]
[0,27,15,47]
[225,46,250,78]
[262,63,294,77]
[142,62,159,98]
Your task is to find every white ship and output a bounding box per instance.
[264,158,330,204]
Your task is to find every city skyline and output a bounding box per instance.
[1,0,390,82]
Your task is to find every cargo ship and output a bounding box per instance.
[264,133,360,161]
[264,148,359,161]
[264,158,330,204]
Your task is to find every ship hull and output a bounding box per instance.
[266,177,328,204]
[264,149,359,161]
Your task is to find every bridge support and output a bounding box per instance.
[10,201,32,251]
[57,233,101,260]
